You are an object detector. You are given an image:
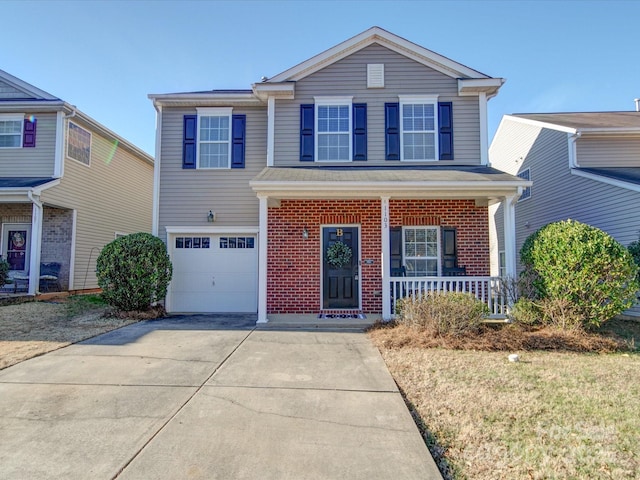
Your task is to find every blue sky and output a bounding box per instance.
[2,0,639,156]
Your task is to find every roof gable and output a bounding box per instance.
[508,112,640,134]
[0,69,59,101]
[267,26,491,83]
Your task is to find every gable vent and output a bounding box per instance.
[367,64,384,88]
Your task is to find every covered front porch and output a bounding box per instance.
[250,166,530,323]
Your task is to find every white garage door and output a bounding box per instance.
[170,234,258,313]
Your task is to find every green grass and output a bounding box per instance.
[65,294,108,317]
[371,319,640,479]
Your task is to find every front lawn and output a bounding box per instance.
[369,321,640,479]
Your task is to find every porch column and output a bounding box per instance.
[28,194,44,295]
[503,194,517,278]
[257,194,268,324]
[381,196,391,321]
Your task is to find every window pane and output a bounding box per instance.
[0,135,21,147]
[200,143,228,168]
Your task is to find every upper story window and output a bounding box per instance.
[518,168,531,201]
[67,121,92,166]
[399,95,439,161]
[0,115,23,148]
[315,97,352,162]
[197,107,232,169]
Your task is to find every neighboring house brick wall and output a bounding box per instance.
[41,207,73,290]
[267,198,489,314]
[0,204,32,224]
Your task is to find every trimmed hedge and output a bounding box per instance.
[520,220,638,329]
[96,233,172,312]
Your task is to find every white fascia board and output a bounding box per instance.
[165,226,260,234]
[149,92,262,107]
[578,128,640,136]
[252,82,295,101]
[570,168,640,193]
[0,101,65,113]
[458,78,505,97]
[504,115,578,134]
[268,26,490,83]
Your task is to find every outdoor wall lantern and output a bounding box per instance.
[207,210,216,223]
[302,227,309,240]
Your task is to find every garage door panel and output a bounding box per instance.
[170,234,258,313]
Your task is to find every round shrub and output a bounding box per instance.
[96,233,172,312]
[398,292,489,337]
[520,220,639,329]
[627,235,640,282]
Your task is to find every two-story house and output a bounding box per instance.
[0,69,154,295]
[149,27,529,323]
[490,111,640,317]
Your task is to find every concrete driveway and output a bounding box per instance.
[0,315,442,479]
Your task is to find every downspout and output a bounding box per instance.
[27,191,44,295]
[568,131,581,168]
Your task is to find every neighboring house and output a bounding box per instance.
[0,69,154,295]
[489,111,640,317]
[149,27,529,323]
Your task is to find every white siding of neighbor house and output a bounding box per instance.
[41,119,153,290]
[274,44,482,166]
[0,112,57,177]
[490,118,640,316]
[157,106,267,243]
[576,136,640,167]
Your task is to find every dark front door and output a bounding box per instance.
[322,226,359,309]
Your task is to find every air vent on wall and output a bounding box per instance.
[367,64,384,88]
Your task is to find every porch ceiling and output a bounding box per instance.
[250,166,529,201]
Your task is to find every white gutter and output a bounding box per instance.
[250,180,531,192]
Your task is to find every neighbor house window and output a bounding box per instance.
[197,107,232,168]
[0,115,23,148]
[399,95,439,161]
[518,168,531,201]
[315,97,352,162]
[67,121,92,165]
[403,226,439,276]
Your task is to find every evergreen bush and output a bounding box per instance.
[520,219,638,329]
[96,233,172,312]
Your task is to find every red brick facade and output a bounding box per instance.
[267,199,489,315]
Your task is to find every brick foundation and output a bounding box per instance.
[267,198,489,315]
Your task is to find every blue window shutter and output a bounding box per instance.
[183,115,197,169]
[231,114,246,168]
[385,103,400,160]
[352,103,367,161]
[300,104,314,162]
[438,102,454,160]
[23,118,36,148]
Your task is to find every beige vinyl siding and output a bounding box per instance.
[274,44,481,166]
[41,120,153,290]
[157,106,267,243]
[0,112,57,177]
[576,136,640,167]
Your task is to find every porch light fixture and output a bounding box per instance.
[207,210,216,223]
[302,227,309,240]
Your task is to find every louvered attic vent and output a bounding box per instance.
[367,64,384,88]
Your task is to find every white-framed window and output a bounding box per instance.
[499,251,506,278]
[67,121,92,166]
[315,97,352,162]
[518,168,531,201]
[197,107,232,169]
[0,114,23,148]
[399,95,439,161]
[403,226,440,276]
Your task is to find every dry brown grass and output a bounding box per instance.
[369,320,640,479]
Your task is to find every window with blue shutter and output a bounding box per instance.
[182,115,197,169]
[300,104,314,162]
[231,114,246,168]
[438,102,453,160]
[385,103,400,160]
[23,118,36,148]
[352,103,367,161]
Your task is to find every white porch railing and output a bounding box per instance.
[388,276,507,318]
